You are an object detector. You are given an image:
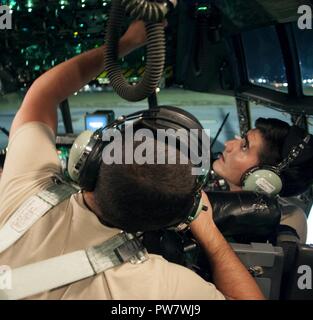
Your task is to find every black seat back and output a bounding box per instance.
[280,243,313,300]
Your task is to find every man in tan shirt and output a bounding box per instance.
[0,21,264,300]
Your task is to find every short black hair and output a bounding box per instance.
[255,118,290,166]
[93,140,198,232]
[255,118,313,197]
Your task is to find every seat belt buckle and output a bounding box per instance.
[114,233,149,265]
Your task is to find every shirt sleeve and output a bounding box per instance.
[0,122,62,225]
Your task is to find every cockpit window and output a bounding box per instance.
[242,26,288,93]
[293,21,313,96]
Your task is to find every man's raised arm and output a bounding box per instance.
[10,21,147,137]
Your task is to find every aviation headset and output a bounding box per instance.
[241,131,311,197]
[68,106,210,229]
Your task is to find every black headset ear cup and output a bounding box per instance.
[241,166,283,196]
[79,139,105,191]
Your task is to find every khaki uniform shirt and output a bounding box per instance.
[0,122,225,300]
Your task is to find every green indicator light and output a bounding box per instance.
[197,6,208,11]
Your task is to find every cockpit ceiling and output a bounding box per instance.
[215,0,312,34]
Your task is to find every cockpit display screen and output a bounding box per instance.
[85,111,115,131]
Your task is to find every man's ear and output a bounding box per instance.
[82,191,98,213]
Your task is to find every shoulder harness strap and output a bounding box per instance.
[0,176,79,254]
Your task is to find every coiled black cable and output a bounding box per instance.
[104,0,168,102]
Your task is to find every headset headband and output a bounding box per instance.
[73,107,208,182]
[276,134,311,173]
